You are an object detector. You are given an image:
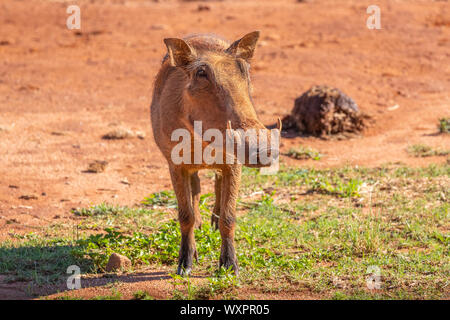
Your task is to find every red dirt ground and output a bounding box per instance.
[0,0,449,299]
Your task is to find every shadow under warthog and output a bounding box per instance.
[0,243,187,299]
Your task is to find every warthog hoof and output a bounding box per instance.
[219,256,239,276]
[176,265,192,276]
[211,213,219,230]
[195,217,203,230]
[177,247,198,276]
[219,240,239,275]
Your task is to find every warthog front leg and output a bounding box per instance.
[219,165,242,274]
[169,166,198,276]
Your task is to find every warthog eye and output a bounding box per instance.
[196,68,207,78]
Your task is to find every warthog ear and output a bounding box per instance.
[164,38,195,67]
[226,31,260,61]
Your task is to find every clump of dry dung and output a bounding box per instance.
[102,127,134,140]
[19,194,38,200]
[102,127,145,140]
[282,85,368,139]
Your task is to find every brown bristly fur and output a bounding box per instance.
[150,31,280,275]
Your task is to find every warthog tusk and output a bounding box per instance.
[227,120,232,131]
[277,117,282,131]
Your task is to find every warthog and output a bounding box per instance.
[150,31,281,275]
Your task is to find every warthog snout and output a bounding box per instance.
[248,145,278,167]
[227,118,281,167]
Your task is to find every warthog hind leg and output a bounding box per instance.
[191,171,202,229]
[211,172,222,230]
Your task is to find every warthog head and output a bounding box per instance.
[164,31,280,167]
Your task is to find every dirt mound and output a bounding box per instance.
[282,85,368,138]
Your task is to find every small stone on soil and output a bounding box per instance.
[18,205,33,209]
[106,253,131,272]
[150,24,168,30]
[135,131,146,139]
[85,160,108,173]
[51,131,66,136]
[198,4,210,11]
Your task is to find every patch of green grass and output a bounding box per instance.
[72,216,223,272]
[72,222,178,271]
[169,273,198,300]
[241,166,363,197]
[206,267,240,299]
[1,164,448,300]
[90,288,122,300]
[72,204,126,217]
[70,164,449,299]
[170,267,239,300]
[141,190,177,208]
[438,117,449,134]
[407,144,449,157]
[71,202,168,235]
[285,146,322,160]
[49,295,84,300]
[133,290,155,300]
[0,234,92,286]
[332,290,391,300]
